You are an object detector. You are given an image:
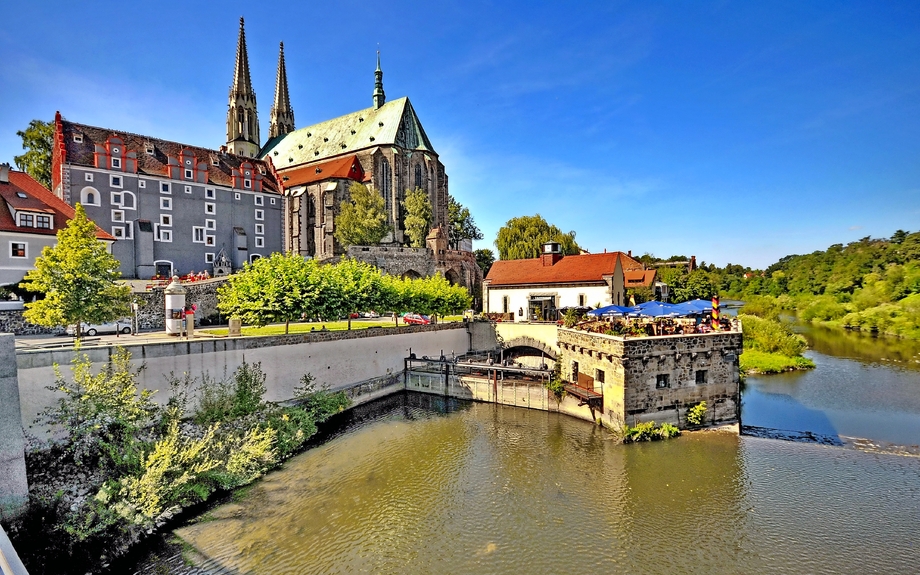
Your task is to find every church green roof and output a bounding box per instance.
[260,96,434,168]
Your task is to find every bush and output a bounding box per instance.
[739,314,807,356]
[192,361,268,425]
[686,401,707,426]
[622,421,681,443]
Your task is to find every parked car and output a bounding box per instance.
[65,319,132,336]
[402,313,431,325]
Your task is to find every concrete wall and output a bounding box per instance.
[558,328,742,429]
[16,324,470,436]
[0,334,27,520]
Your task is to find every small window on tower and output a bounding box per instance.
[111,158,121,169]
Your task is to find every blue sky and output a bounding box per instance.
[1,1,918,269]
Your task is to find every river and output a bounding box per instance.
[132,326,920,574]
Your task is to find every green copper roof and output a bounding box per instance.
[260,97,434,167]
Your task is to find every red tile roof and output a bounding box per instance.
[58,119,281,194]
[0,170,114,240]
[624,269,657,287]
[279,155,364,187]
[485,252,643,286]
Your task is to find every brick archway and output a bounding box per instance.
[502,336,557,361]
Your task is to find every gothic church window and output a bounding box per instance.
[380,159,392,211]
[414,164,423,189]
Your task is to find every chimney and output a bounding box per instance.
[0,163,9,184]
[690,255,697,271]
[541,241,563,266]
[628,250,632,257]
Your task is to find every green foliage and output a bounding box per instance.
[334,182,390,247]
[447,194,483,249]
[739,349,815,374]
[14,118,54,189]
[474,248,495,277]
[40,347,154,470]
[562,308,580,328]
[20,204,132,337]
[190,362,267,425]
[627,286,654,304]
[686,402,707,426]
[495,214,580,260]
[622,421,681,443]
[740,314,807,356]
[545,362,566,402]
[402,187,432,247]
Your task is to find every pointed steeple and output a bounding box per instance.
[226,17,260,157]
[373,50,386,109]
[269,41,295,139]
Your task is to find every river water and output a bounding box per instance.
[147,327,920,574]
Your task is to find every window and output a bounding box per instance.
[10,242,26,258]
[572,361,579,382]
[111,158,121,169]
[255,236,265,248]
[138,180,146,189]
[121,192,135,210]
[205,252,215,263]
[415,164,423,189]
[80,187,100,206]
[36,215,51,229]
[255,223,264,235]
[502,296,510,314]
[18,213,33,227]
[110,175,122,188]
[270,198,276,205]
[145,145,154,155]
[254,209,264,220]
[185,185,192,194]
[112,226,125,239]
[595,369,605,384]
[192,227,205,243]
[205,202,215,214]
[205,234,215,246]
[85,173,93,182]
[578,294,586,307]
[254,195,263,206]
[234,193,241,201]
[160,214,172,226]
[184,169,193,179]
[205,188,215,199]
[160,182,171,194]
[160,197,172,210]
[112,210,124,223]
[695,370,708,385]
[111,192,122,205]
[156,226,172,242]
[211,157,219,166]
[205,219,216,230]
[656,374,670,389]
[73,134,83,143]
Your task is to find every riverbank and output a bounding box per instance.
[738,314,815,374]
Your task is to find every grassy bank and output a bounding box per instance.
[739,313,815,374]
[6,348,349,575]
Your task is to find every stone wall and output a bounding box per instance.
[558,328,742,429]
[133,279,223,330]
[0,310,63,336]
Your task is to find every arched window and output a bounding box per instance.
[80,186,100,206]
[380,159,392,212]
[121,191,136,210]
[414,164,423,190]
[250,254,262,263]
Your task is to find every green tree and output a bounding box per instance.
[474,248,495,277]
[402,187,432,247]
[217,252,321,333]
[20,204,131,338]
[495,214,580,260]
[673,270,717,301]
[334,182,390,247]
[14,119,54,189]
[447,195,483,250]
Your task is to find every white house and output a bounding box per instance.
[483,242,652,322]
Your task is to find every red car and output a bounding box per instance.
[402,313,431,325]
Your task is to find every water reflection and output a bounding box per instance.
[169,395,920,575]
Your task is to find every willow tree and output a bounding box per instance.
[402,187,432,248]
[21,204,131,338]
[494,214,580,260]
[334,182,390,247]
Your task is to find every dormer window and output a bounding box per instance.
[184,169,193,179]
[36,215,51,229]
[18,213,33,227]
[111,158,121,169]
[145,144,155,155]
[73,134,83,143]
[244,179,252,189]
[211,157,220,166]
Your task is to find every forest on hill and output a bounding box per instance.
[689,229,920,338]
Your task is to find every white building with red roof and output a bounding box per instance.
[0,164,114,286]
[483,242,653,322]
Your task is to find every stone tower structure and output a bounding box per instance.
[226,17,260,158]
[373,51,386,110]
[268,42,295,139]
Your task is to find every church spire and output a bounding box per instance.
[269,41,295,139]
[226,17,260,157]
[373,50,386,109]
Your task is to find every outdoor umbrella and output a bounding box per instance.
[635,301,681,317]
[588,304,639,317]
